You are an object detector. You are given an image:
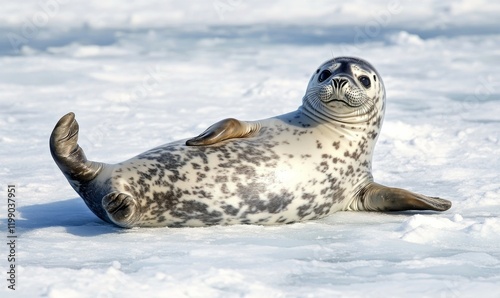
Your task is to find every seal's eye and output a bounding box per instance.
[318,70,332,83]
[358,75,371,88]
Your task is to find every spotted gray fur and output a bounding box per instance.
[50,56,452,228]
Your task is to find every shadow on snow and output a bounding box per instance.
[16,198,119,237]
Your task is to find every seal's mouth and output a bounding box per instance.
[322,97,363,108]
[318,77,366,108]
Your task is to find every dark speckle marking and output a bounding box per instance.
[215,176,228,183]
[368,130,378,139]
[222,204,239,216]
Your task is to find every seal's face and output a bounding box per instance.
[303,57,385,122]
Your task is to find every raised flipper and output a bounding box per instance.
[102,192,141,228]
[186,118,261,146]
[50,112,103,183]
[351,182,452,212]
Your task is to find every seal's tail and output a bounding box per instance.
[50,112,103,183]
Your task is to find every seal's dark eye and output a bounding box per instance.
[358,75,371,88]
[318,70,332,83]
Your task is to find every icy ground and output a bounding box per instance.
[1,1,500,297]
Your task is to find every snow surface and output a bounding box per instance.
[1,1,500,297]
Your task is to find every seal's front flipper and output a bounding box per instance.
[353,182,452,212]
[186,118,261,146]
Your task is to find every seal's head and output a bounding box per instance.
[302,57,385,124]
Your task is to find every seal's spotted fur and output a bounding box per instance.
[50,57,451,228]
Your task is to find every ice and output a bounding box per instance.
[1,1,500,297]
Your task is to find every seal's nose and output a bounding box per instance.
[332,77,348,89]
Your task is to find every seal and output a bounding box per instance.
[50,56,452,228]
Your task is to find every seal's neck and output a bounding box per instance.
[294,101,384,160]
[299,98,383,131]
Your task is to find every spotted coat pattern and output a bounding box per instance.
[79,57,387,227]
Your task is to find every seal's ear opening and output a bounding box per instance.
[358,182,452,212]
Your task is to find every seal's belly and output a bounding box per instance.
[111,135,354,226]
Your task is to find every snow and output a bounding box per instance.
[1,0,499,297]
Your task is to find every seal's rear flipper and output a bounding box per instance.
[353,182,452,212]
[50,112,103,183]
[186,118,261,146]
[102,192,141,228]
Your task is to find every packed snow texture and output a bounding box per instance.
[1,1,499,297]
